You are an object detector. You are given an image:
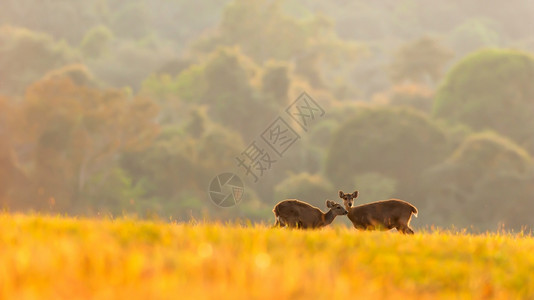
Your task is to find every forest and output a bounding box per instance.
[1,0,534,231]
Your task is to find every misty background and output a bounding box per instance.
[1,0,533,231]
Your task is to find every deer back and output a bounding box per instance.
[275,200,324,227]
[348,199,416,225]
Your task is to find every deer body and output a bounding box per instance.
[273,199,347,229]
[339,191,418,234]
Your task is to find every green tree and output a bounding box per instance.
[193,0,362,91]
[42,64,98,87]
[376,82,435,113]
[390,36,453,85]
[434,49,534,154]
[449,18,500,55]
[199,47,281,140]
[420,132,532,229]
[0,26,76,95]
[156,58,193,77]
[353,172,398,204]
[82,167,145,215]
[294,51,325,88]
[0,0,99,43]
[213,0,307,62]
[468,171,534,231]
[80,25,114,59]
[0,96,28,208]
[18,72,159,211]
[111,3,150,39]
[423,132,530,195]
[86,38,176,91]
[120,115,247,219]
[325,106,448,191]
[142,63,206,104]
[261,60,290,106]
[141,47,282,139]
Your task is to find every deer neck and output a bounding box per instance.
[322,210,336,225]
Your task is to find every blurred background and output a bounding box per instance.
[0,0,533,231]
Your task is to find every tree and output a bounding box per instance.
[325,106,448,192]
[294,51,326,88]
[434,49,534,154]
[111,3,150,39]
[0,26,76,95]
[468,171,534,231]
[261,60,290,106]
[213,0,307,62]
[0,96,28,208]
[119,114,247,219]
[18,73,159,211]
[353,172,398,204]
[449,18,500,55]
[390,36,453,85]
[77,167,145,215]
[0,0,99,43]
[198,47,283,140]
[141,47,283,139]
[86,39,176,91]
[375,82,434,113]
[193,0,362,91]
[42,64,99,87]
[423,132,530,194]
[420,132,532,229]
[80,25,114,59]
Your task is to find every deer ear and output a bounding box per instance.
[326,200,334,208]
[338,190,344,198]
[352,191,359,198]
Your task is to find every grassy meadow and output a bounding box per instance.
[1,213,534,299]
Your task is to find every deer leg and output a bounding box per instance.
[277,217,290,228]
[272,218,284,228]
[398,214,415,234]
[352,223,366,230]
[272,215,279,228]
[285,218,299,229]
[298,221,308,229]
[397,225,415,235]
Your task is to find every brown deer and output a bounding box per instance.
[339,190,418,234]
[272,199,348,229]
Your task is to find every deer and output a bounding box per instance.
[272,199,348,229]
[339,190,418,234]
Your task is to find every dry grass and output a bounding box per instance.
[1,213,533,299]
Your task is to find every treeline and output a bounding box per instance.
[0,0,533,231]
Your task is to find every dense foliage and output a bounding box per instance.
[0,0,533,231]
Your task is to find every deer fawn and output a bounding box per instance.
[339,190,418,234]
[272,199,348,229]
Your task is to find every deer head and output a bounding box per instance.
[338,190,358,210]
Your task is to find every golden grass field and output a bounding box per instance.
[1,213,534,299]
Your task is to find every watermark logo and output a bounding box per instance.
[261,117,300,156]
[235,92,324,183]
[286,92,325,131]
[208,173,244,207]
[209,92,325,204]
